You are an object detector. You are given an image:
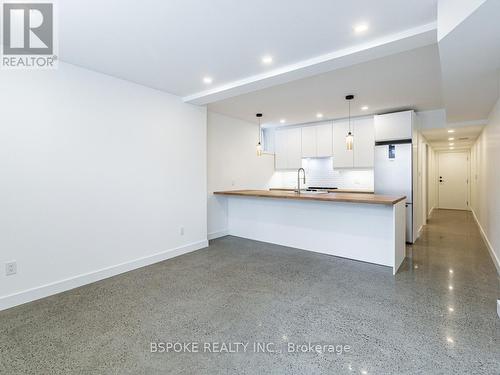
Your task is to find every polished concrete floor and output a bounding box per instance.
[1,210,499,374]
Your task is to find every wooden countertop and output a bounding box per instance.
[214,190,406,205]
[270,188,375,194]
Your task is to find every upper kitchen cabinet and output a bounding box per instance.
[301,126,316,158]
[333,120,353,168]
[316,123,333,157]
[333,117,374,168]
[301,122,333,158]
[353,117,375,168]
[374,110,413,142]
[274,128,288,169]
[275,127,302,170]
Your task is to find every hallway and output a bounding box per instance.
[0,210,499,374]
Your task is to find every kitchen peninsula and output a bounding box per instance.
[214,190,407,274]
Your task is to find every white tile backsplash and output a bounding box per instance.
[270,158,374,190]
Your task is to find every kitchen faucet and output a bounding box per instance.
[296,168,306,194]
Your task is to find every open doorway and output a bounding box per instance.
[437,151,470,210]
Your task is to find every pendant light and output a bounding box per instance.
[256,113,263,156]
[345,95,354,151]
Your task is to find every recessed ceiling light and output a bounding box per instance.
[448,137,455,141]
[449,147,455,150]
[449,285,453,290]
[361,106,369,111]
[316,113,324,119]
[280,119,286,124]
[203,76,213,84]
[261,55,273,65]
[447,337,454,343]
[447,129,455,133]
[448,307,454,312]
[449,143,455,146]
[353,23,369,34]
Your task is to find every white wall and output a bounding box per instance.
[470,96,500,271]
[418,109,447,130]
[207,112,275,238]
[0,63,208,310]
[415,112,438,218]
[427,146,438,215]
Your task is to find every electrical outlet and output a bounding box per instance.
[180,227,185,236]
[5,261,17,276]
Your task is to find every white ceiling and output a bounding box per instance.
[58,0,498,131]
[208,45,443,126]
[421,125,484,151]
[59,0,438,98]
[438,0,500,123]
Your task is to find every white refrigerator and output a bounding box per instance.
[374,141,413,243]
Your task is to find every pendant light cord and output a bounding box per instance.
[348,99,351,133]
[258,117,261,143]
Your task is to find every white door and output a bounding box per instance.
[438,152,469,210]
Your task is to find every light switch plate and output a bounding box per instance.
[497,299,500,319]
[5,261,17,276]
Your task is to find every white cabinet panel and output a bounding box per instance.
[374,111,413,142]
[275,127,302,169]
[301,126,316,158]
[334,118,374,168]
[287,127,302,169]
[333,120,353,168]
[353,117,374,168]
[274,129,287,169]
[316,123,333,157]
[301,122,333,158]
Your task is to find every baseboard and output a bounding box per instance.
[208,229,229,240]
[471,209,500,275]
[0,239,208,312]
[428,206,435,218]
